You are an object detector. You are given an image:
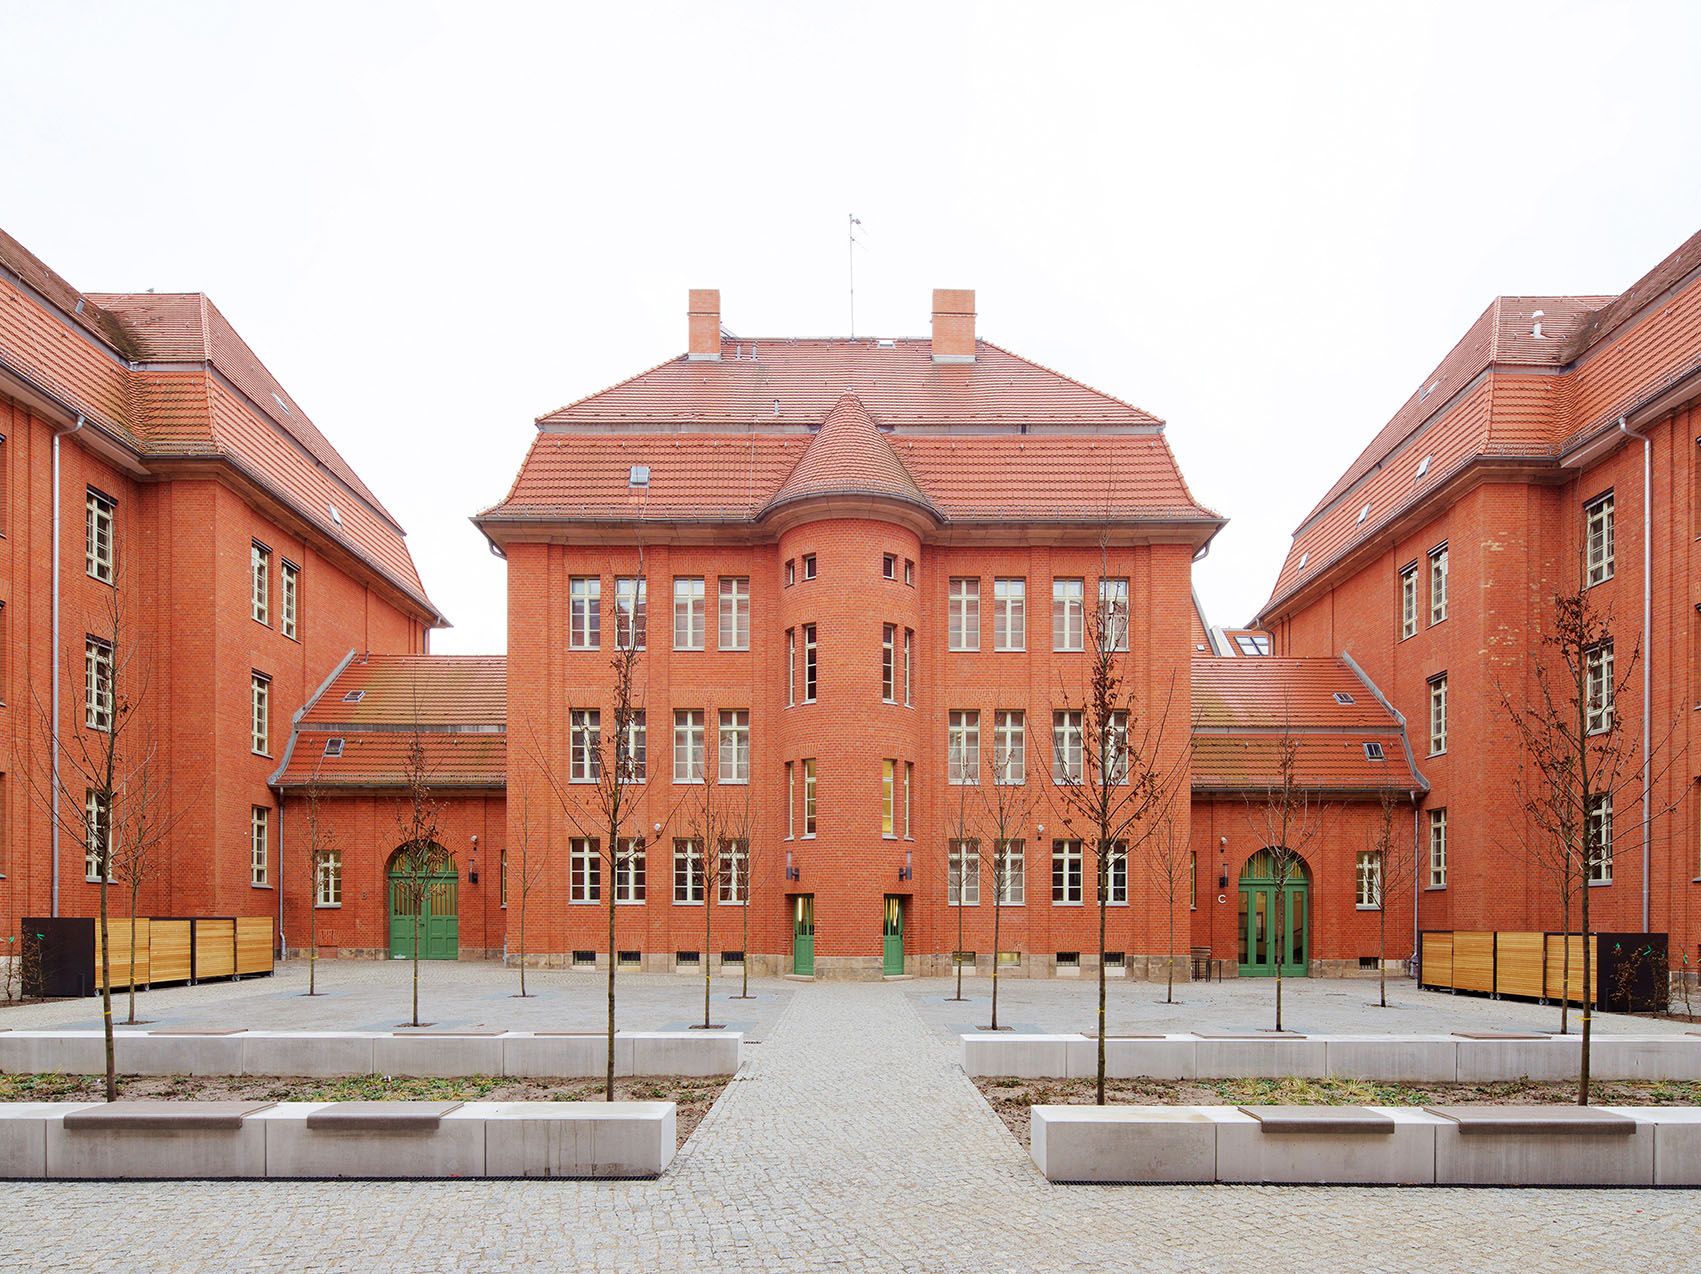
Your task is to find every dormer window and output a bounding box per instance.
[1362,741,1386,761]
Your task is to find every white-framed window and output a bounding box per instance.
[251,806,270,886]
[85,488,114,583]
[903,761,913,838]
[720,839,747,904]
[1103,842,1127,904]
[993,578,1026,651]
[673,709,706,783]
[882,553,897,580]
[1399,564,1418,640]
[903,628,914,706]
[570,709,601,781]
[882,759,897,836]
[83,788,111,881]
[1588,795,1613,884]
[1053,710,1083,784]
[802,759,817,835]
[673,577,706,650]
[1585,492,1615,587]
[784,559,795,587]
[570,576,601,649]
[882,624,897,702]
[948,710,980,785]
[1356,850,1381,908]
[785,628,796,706]
[619,711,646,784]
[1052,840,1083,903]
[803,624,818,701]
[570,837,600,902]
[1103,710,1129,785]
[993,710,1025,785]
[673,838,704,903]
[1427,808,1447,888]
[718,576,750,650]
[615,837,646,902]
[251,542,271,625]
[615,576,647,650]
[1098,577,1129,652]
[1053,578,1084,651]
[1429,545,1448,625]
[785,761,795,838]
[1428,674,1447,755]
[316,849,342,906]
[948,839,981,905]
[802,553,817,580]
[1586,642,1615,735]
[84,636,113,731]
[995,840,1025,905]
[281,560,300,641]
[948,577,980,651]
[904,558,915,586]
[718,710,749,783]
[251,672,270,755]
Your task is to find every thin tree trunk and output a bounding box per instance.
[605,855,616,1101]
[1579,877,1592,1105]
[518,879,528,998]
[1096,862,1108,1106]
[739,892,750,998]
[1378,900,1387,1008]
[1559,892,1572,1034]
[703,867,713,1029]
[990,892,1002,1031]
[127,877,141,1025]
[1166,902,1175,1004]
[1274,883,1285,1033]
[411,891,421,1027]
[98,871,115,1102]
[951,854,966,1001]
[308,852,319,996]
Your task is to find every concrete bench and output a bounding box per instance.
[1323,1034,1459,1082]
[1425,1105,1650,1185]
[483,1101,677,1178]
[50,1101,275,1178]
[1030,1105,1218,1182]
[1066,1035,1197,1080]
[1214,1106,1438,1184]
[303,1100,462,1131]
[1602,1106,1701,1185]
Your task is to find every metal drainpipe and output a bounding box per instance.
[1617,417,1652,931]
[1411,797,1421,967]
[276,798,286,957]
[49,414,86,918]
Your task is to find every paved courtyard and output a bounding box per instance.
[1,971,1697,1272]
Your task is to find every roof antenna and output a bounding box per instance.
[848,213,863,338]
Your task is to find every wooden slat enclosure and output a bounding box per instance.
[1452,931,1495,993]
[194,918,237,980]
[1420,932,1453,989]
[149,920,193,985]
[235,917,274,975]
[1544,933,1597,1004]
[92,918,151,990]
[1493,931,1545,999]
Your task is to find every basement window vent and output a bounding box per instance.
[997,950,1023,967]
[323,737,345,757]
[1055,951,1080,968]
[1359,955,1380,970]
[1333,691,1356,705]
[617,950,642,968]
[342,690,365,703]
[1362,741,1387,761]
[628,465,650,488]
[721,950,745,965]
[1356,502,1371,524]
[676,950,701,966]
[953,951,977,967]
[572,950,596,967]
[1415,454,1433,479]
[1104,951,1125,968]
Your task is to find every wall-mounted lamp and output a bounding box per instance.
[786,850,800,882]
[899,850,913,882]
[468,834,479,885]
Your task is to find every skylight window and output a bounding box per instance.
[1415,454,1432,479]
[1333,691,1356,705]
[328,502,343,527]
[1297,551,1309,570]
[1362,741,1386,761]
[323,737,345,757]
[628,465,650,488]
[1234,634,1271,656]
[1356,503,1371,524]
[271,391,291,414]
[341,690,364,703]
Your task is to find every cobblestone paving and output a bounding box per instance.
[4,981,1697,1272]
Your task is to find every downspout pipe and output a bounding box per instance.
[1617,417,1652,932]
[50,414,86,918]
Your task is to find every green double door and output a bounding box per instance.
[792,895,815,976]
[1237,852,1309,977]
[883,896,905,976]
[389,865,459,960]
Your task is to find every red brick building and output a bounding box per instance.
[1257,228,1701,970]
[0,229,441,941]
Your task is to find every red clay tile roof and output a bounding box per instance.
[1260,226,1701,622]
[763,393,936,518]
[1191,657,1424,794]
[0,230,438,622]
[274,654,506,789]
[537,337,1163,429]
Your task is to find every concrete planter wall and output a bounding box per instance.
[1029,1104,1701,1185]
[964,1032,1701,1082]
[0,1030,741,1079]
[0,1100,676,1179]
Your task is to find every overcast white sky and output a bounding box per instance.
[5,2,1698,652]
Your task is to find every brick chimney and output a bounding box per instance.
[931,288,976,363]
[688,289,721,361]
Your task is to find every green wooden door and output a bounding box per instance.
[1236,851,1309,978]
[792,895,815,976]
[882,895,905,976]
[389,848,459,960]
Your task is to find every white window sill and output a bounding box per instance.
[882,834,898,841]
[674,647,705,654]
[1052,900,1084,907]
[569,898,600,906]
[315,903,342,910]
[718,778,750,786]
[719,647,750,654]
[616,899,645,907]
[949,901,980,907]
[673,901,705,908]
[1104,900,1129,907]
[803,698,817,706]
[1425,884,1447,892]
[569,778,597,785]
[717,900,747,907]
[1355,904,1381,911]
[801,834,816,841]
[568,646,598,653]
[673,778,705,786]
[1587,879,1613,887]
[251,883,273,891]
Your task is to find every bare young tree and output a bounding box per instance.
[508,794,546,998]
[302,770,337,997]
[392,724,446,1029]
[1051,577,1187,1105]
[1146,800,1191,1005]
[1243,719,1325,1033]
[683,753,738,1031]
[947,784,974,1003]
[1499,589,1677,1104]
[977,738,1037,1031]
[110,756,184,1025]
[727,781,757,1001]
[1367,788,1417,1009]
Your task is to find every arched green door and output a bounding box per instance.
[388,844,459,960]
[1237,850,1309,977]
